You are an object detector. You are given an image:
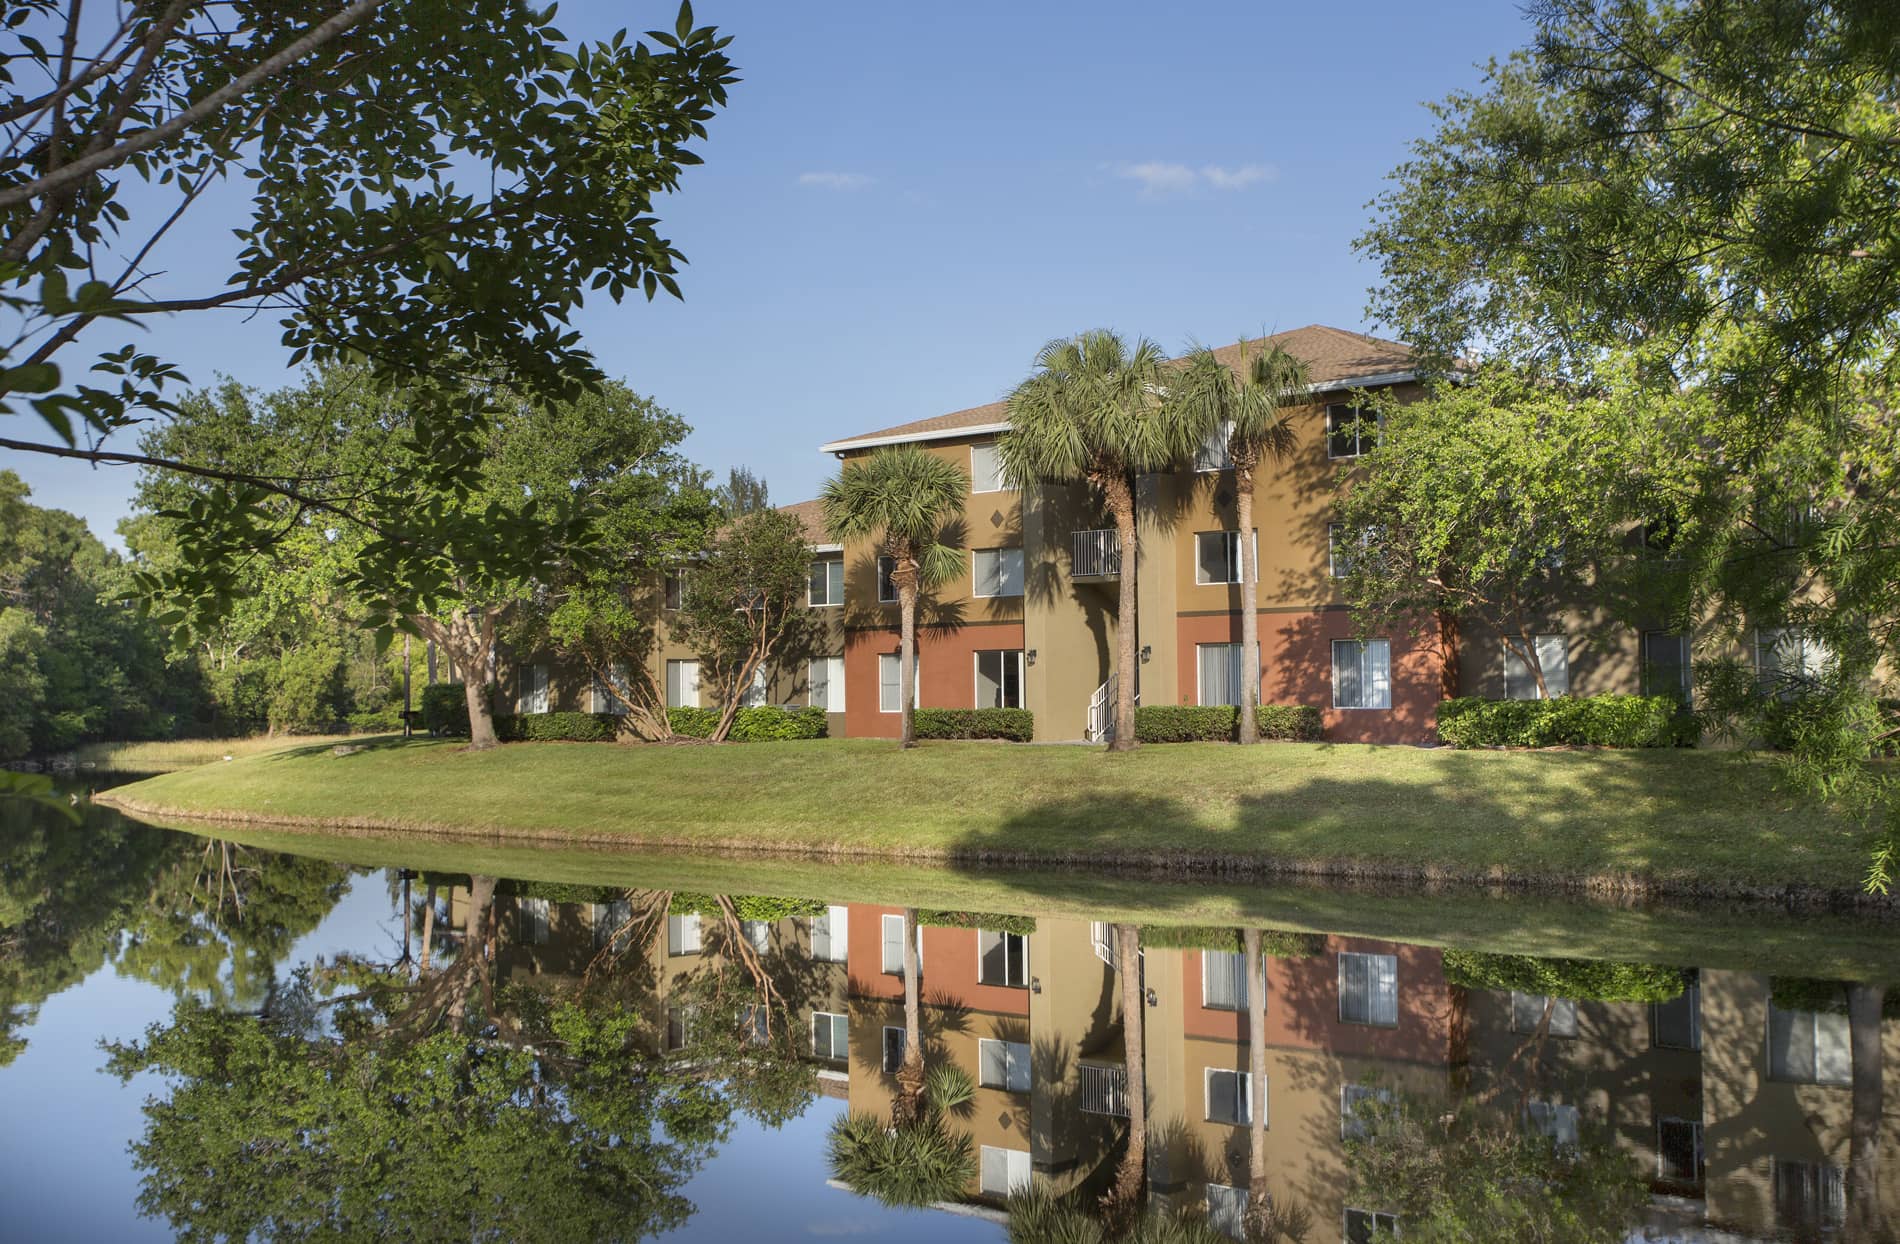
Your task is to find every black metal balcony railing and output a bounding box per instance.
[1072,529,1120,578]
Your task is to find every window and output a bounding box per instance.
[1642,631,1693,704]
[665,1004,693,1051]
[881,1025,906,1074]
[666,913,702,956]
[1205,1184,1247,1239]
[1653,976,1700,1050]
[975,649,1024,709]
[1327,405,1382,458]
[665,659,700,709]
[1328,524,1378,578]
[1202,950,1248,1011]
[971,442,1007,493]
[1205,1068,1254,1126]
[1338,952,1398,1026]
[978,929,1029,986]
[593,899,631,950]
[880,913,922,975]
[1768,999,1851,1084]
[1757,627,1831,698]
[517,662,549,714]
[1332,640,1392,710]
[741,919,771,954]
[1345,1209,1399,1243]
[973,547,1024,597]
[877,555,897,603]
[741,1003,768,1046]
[809,655,845,712]
[1657,1117,1704,1187]
[810,905,848,963]
[1194,529,1255,584]
[1527,1100,1580,1149]
[1502,634,1569,699]
[1510,991,1579,1037]
[979,1038,1031,1092]
[979,1146,1032,1197]
[519,897,549,944]
[739,665,769,708]
[1194,420,1234,472]
[1773,1159,1846,1233]
[1341,1083,1396,1141]
[591,662,630,715]
[812,1011,848,1061]
[664,572,684,610]
[809,556,845,607]
[878,653,919,713]
[1197,642,1258,707]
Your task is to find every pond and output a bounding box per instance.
[2,782,1897,1242]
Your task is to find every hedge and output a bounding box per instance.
[1133,704,1324,743]
[1442,950,1687,1003]
[494,711,619,742]
[421,682,471,736]
[669,893,827,921]
[1435,694,1697,749]
[916,910,1038,935]
[1139,925,1325,957]
[1770,977,1900,1019]
[911,707,1035,742]
[666,705,828,741]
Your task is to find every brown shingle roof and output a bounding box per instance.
[817,324,1413,453]
[776,497,830,546]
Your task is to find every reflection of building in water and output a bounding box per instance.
[458,884,1898,1241]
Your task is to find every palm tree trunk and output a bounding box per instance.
[1848,983,1889,1240]
[1236,461,1260,744]
[1107,473,1139,752]
[899,585,919,749]
[1103,922,1147,1227]
[420,883,436,971]
[1243,927,1271,1236]
[897,906,926,1123]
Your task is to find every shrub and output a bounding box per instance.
[1436,694,1696,749]
[1135,704,1324,743]
[1770,976,1900,1018]
[493,711,619,742]
[911,707,1034,742]
[1442,950,1687,1003]
[421,682,471,736]
[1140,925,1326,957]
[268,642,347,734]
[916,910,1037,935]
[667,705,828,741]
[346,706,405,733]
[669,892,826,921]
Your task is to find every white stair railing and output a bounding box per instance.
[1085,672,1141,742]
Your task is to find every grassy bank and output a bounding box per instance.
[65,734,360,774]
[98,736,1876,899]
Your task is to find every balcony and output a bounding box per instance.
[1079,1062,1129,1117]
[1072,529,1120,578]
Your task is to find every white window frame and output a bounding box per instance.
[1193,529,1256,585]
[808,655,846,712]
[663,572,684,611]
[877,555,897,603]
[1344,1208,1400,1243]
[1767,1000,1852,1085]
[1331,639,1392,710]
[1756,626,1831,697]
[590,661,631,715]
[1502,634,1569,700]
[740,664,770,708]
[665,658,700,709]
[1340,1082,1396,1140]
[808,556,846,608]
[1641,630,1693,703]
[1338,951,1399,1026]
[1205,1183,1247,1239]
[973,649,1025,710]
[809,905,849,963]
[1326,404,1382,459]
[519,896,550,944]
[1652,978,1701,1050]
[666,912,702,956]
[1195,641,1258,708]
[978,1145,1032,1197]
[970,441,1008,493]
[972,546,1025,598]
[1527,1100,1581,1149]
[880,912,923,975]
[1200,949,1248,1011]
[1194,420,1235,473]
[878,652,920,714]
[812,1011,848,1061]
[977,1037,1032,1092]
[1657,1116,1704,1186]
[517,662,549,714]
[1510,991,1579,1037]
[976,928,1029,987]
[881,1024,906,1074]
[1203,1066,1254,1127]
[1328,523,1378,579]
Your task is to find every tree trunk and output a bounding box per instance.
[420,883,436,972]
[1103,922,1147,1227]
[899,581,919,750]
[1848,983,1891,1241]
[1106,473,1139,752]
[461,672,499,750]
[896,906,926,1123]
[1243,927,1271,1237]
[448,874,496,1031]
[414,608,500,749]
[1236,460,1260,745]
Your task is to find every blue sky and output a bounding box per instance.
[7,0,1534,547]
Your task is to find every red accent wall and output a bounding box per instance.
[842,622,1027,740]
[844,904,1031,1016]
[1171,610,1445,744]
[1179,937,1460,1063]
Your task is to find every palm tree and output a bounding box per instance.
[1003,331,1194,751]
[822,445,968,748]
[896,906,926,1124]
[1171,342,1310,744]
[828,1062,978,1208]
[1102,922,1147,1228]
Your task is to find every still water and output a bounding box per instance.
[2,785,1897,1243]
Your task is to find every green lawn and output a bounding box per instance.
[67,733,362,774]
[98,736,1877,898]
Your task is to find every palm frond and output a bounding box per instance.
[1001,329,1195,492]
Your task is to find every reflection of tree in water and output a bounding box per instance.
[107,877,821,1242]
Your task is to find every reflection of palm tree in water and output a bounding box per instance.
[1849,983,1895,1243]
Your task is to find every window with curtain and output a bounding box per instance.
[1527,1101,1580,1149]
[1205,1068,1253,1125]
[1195,530,1255,584]
[975,649,1024,709]
[1194,420,1234,472]
[1205,1186,1247,1238]
[973,547,1024,597]
[979,1147,1032,1197]
[808,655,845,712]
[812,1012,848,1060]
[978,1038,1031,1092]
[1202,950,1248,1010]
[664,659,700,708]
[1332,640,1392,709]
[1197,642,1258,707]
[1503,634,1569,699]
[809,905,848,962]
[808,556,845,606]
[1338,951,1398,1025]
[1341,1083,1395,1141]
[1768,1000,1851,1084]
[1773,1159,1846,1233]
[517,663,549,714]
[1328,523,1380,578]
[740,665,769,708]
[663,572,684,610]
[878,653,919,713]
[880,913,921,975]
[978,929,1029,986]
[666,913,702,955]
[519,897,549,944]
[591,662,630,715]
[1756,627,1831,698]
[1510,991,1579,1037]
[970,442,1007,492]
[1642,631,1692,703]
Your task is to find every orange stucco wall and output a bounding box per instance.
[845,905,1033,1016]
[842,621,1028,740]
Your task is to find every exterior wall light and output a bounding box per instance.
[1139,645,1153,663]
[1145,988,1159,1008]
[1026,649,1037,666]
